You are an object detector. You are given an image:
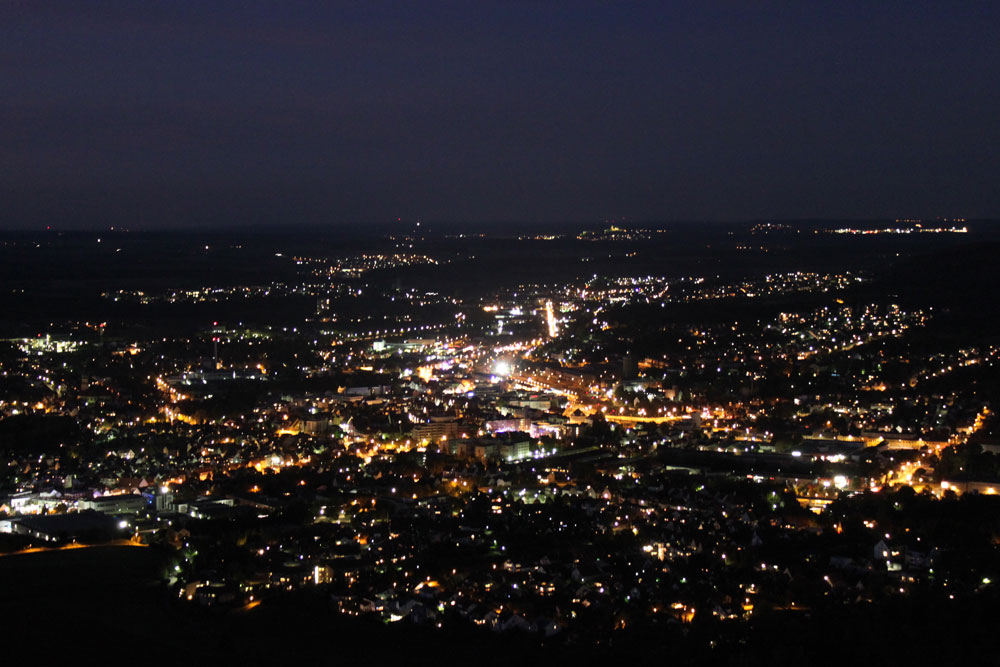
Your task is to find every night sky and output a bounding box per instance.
[3,1,999,229]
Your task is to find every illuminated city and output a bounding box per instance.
[3,3,1000,664]
[2,220,1000,663]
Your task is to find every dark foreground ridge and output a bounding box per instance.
[3,544,999,666]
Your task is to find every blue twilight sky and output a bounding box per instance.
[2,1,999,229]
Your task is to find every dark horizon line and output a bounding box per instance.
[0,216,991,235]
